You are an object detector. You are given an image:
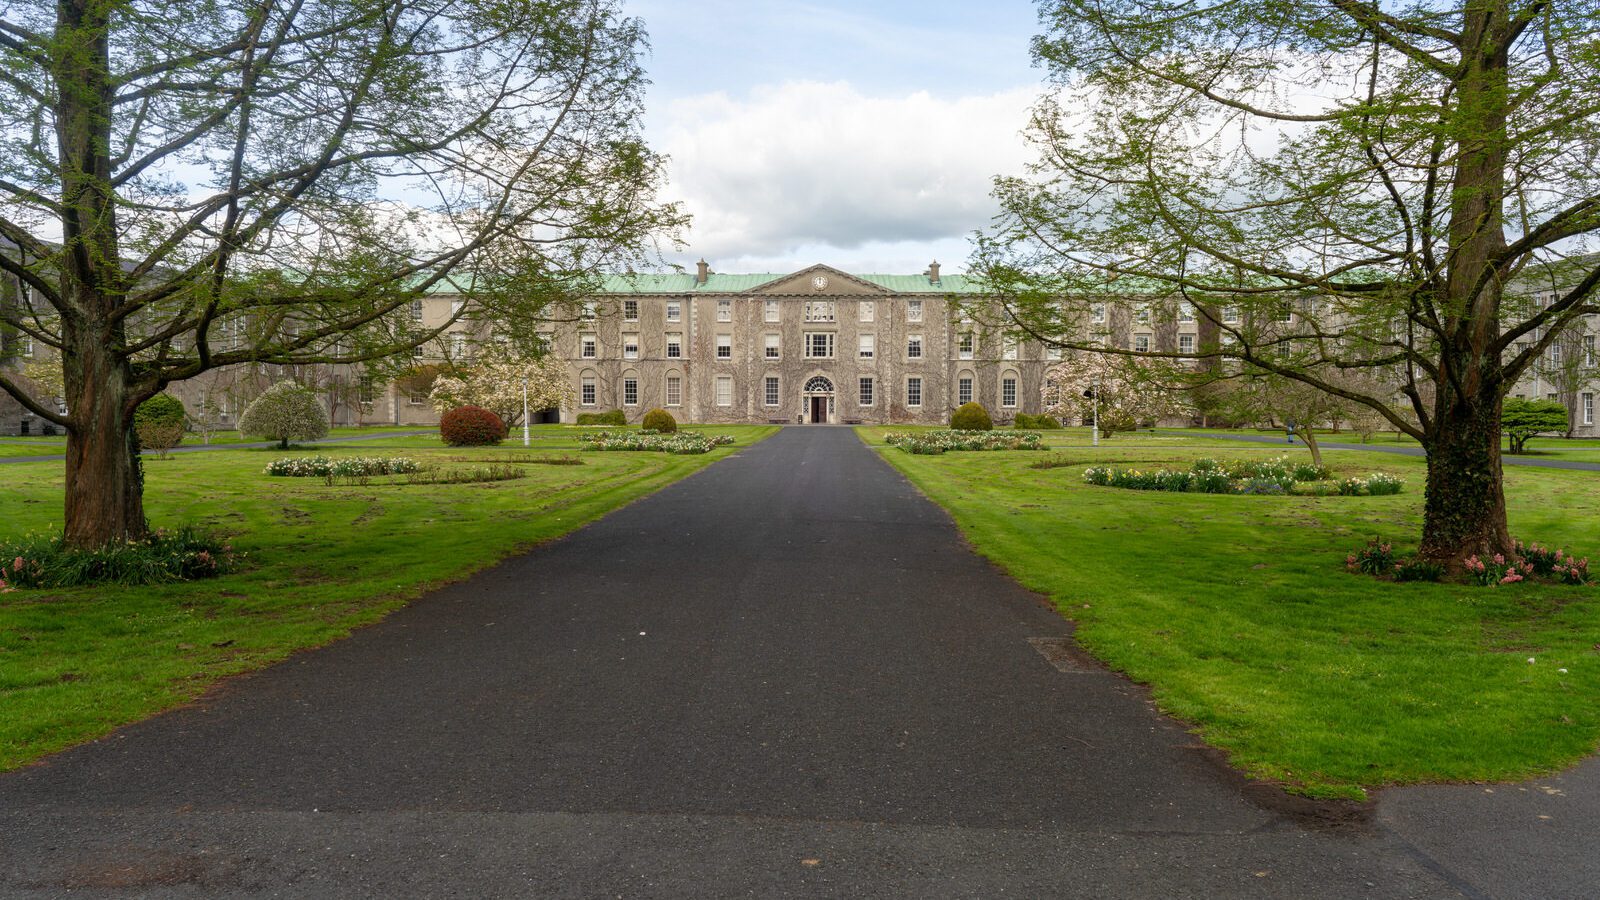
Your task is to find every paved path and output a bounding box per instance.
[0,427,1581,896]
[1156,430,1600,472]
[0,430,431,464]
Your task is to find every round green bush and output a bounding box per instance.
[1037,415,1063,429]
[134,393,186,429]
[440,405,507,446]
[1013,413,1037,429]
[642,408,677,433]
[950,402,993,431]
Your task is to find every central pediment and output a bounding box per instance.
[749,264,892,296]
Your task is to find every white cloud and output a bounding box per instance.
[651,80,1038,274]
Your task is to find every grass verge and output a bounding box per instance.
[0,425,774,771]
[861,426,1600,800]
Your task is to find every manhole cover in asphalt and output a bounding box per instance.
[1027,636,1096,674]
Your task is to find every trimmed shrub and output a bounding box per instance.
[238,381,329,448]
[1036,415,1063,429]
[134,393,186,429]
[1013,413,1038,429]
[950,402,993,431]
[576,409,627,426]
[642,408,678,433]
[440,405,507,446]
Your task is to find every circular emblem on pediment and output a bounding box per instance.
[811,275,828,292]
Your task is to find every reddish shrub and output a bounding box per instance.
[440,405,507,446]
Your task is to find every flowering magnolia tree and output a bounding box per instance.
[238,381,330,449]
[429,350,573,428]
[1044,353,1185,437]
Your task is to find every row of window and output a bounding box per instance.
[1090,302,1288,326]
[575,331,1057,361]
[576,374,1024,409]
[586,298,928,325]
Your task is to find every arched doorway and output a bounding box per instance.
[803,375,835,424]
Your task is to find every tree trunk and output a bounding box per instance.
[1415,2,1514,569]
[61,334,147,547]
[54,0,147,548]
[1300,427,1323,468]
[1419,394,1511,565]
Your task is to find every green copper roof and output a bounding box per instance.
[856,273,982,293]
[596,273,699,293]
[591,270,984,295]
[421,268,987,295]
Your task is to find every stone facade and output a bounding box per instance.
[547,264,1050,426]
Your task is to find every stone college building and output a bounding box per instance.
[550,262,1054,426]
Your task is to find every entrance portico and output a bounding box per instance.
[803,375,835,424]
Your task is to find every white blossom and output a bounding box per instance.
[428,345,573,427]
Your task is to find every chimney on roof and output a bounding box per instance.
[927,260,941,285]
[696,258,709,285]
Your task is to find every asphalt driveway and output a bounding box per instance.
[0,427,1580,896]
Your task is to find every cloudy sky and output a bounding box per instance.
[627,1,1047,276]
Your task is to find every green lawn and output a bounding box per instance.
[0,440,70,458]
[861,426,1600,800]
[0,425,427,460]
[1172,426,1600,463]
[0,425,774,772]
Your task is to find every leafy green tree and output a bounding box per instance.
[975,0,1600,565]
[0,0,684,547]
[238,381,329,449]
[1502,398,1568,454]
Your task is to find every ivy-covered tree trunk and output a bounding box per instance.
[1416,2,1514,568]
[1419,391,1510,566]
[55,0,146,548]
[61,325,147,547]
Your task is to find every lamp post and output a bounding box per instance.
[521,374,530,447]
[1083,384,1099,447]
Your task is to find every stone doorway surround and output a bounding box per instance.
[802,374,835,424]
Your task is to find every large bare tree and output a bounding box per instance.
[974,0,1600,565]
[0,0,684,547]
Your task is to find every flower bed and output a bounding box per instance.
[1464,542,1592,586]
[1083,457,1403,496]
[0,527,238,589]
[884,430,1045,454]
[264,456,420,478]
[1347,537,1591,585]
[580,431,734,454]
